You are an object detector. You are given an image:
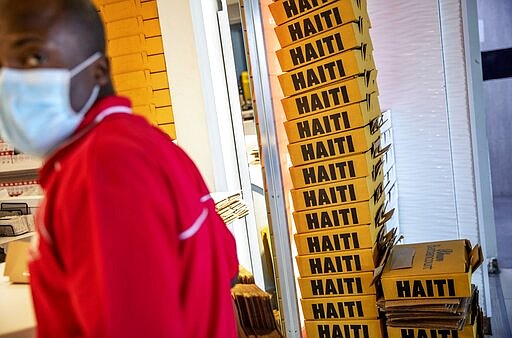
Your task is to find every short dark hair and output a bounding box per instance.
[59,0,107,57]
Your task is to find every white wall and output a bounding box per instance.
[367,0,493,314]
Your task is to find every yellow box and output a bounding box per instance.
[381,240,483,300]
[101,0,140,23]
[153,89,172,107]
[150,71,169,90]
[294,223,383,255]
[305,319,384,338]
[301,295,379,321]
[146,36,164,55]
[158,123,176,139]
[289,144,383,189]
[143,18,161,37]
[110,53,146,74]
[284,94,380,145]
[279,47,375,97]
[287,120,380,167]
[276,22,370,72]
[108,34,144,57]
[106,17,142,40]
[133,104,155,121]
[147,54,167,72]
[387,322,477,338]
[269,0,338,26]
[296,246,379,277]
[155,106,174,124]
[141,1,158,20]
[119,87,151,106]
[290,171,383,211]
[113,70,149,91]
[274,0,369,48]
[299,271,377,298]
[281,70,378,120]
[293,184,385,233]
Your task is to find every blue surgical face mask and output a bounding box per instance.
[0,52,102,158]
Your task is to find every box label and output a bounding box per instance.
[394,279,456,298]
[395,328,462,338]
[306,232,362,252]
[302,295,379,320]
[270,0,337,25]
[305,320,384,338]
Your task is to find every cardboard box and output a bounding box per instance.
[106,17,161,40]
[284,92,380,145]
[276,22,370,72]
[386,321,477,338]
[292,185,386,233]
[287,119,380,167]
[269,0,338,26]
[108,34,145,57]
[100,0,158,23]
[305,319,384,338]
[110,53,166,75]
[281,70,378,120]
[294,221,384,255]
[289,146,383,189]
[290,171,383,211]
[296,246,379,277]
[273,1,370,48]
[381,240,483,300]
[279,46,375,97]
[299,271,377,298]
[301,294,380,321]
[4,240,30,283]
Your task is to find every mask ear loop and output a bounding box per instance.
[69,52,103,115]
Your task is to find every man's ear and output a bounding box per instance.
[94,55,111,86]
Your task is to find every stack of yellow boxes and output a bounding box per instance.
[268,0,391,337]
[92,0,176,139]
[379,239,484,338]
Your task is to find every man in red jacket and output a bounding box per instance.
[0,0,239,337]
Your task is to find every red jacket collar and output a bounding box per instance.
[39,95,132,185]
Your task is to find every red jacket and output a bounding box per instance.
[29,96,238,338]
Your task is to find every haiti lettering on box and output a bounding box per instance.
[295,85,351,115]
[316,324,370,338]
[294,110,352,140]
[290,58,347,93]
[306,232,361,253]
[400,329,461,338]
[396,279,456,298]
[301,184,357,208]
[310,301,365,320]
[309,277,364,296]
[276,5,344,46]
[309,254,362,274]
[304,207,360,230]
[302,159,357,185]
[300,135,355,162]
[270,0,335,26]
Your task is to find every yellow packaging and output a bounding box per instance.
[110,53,147,75]
[279,47,375,97]
[269,0,337,26]
[293,184,385,233]
[4,240,30,283]
[106,17,142,40]
[113,70,149,91]
[294,223,383,255]
[141,1,158,20]
[276,22,370,72]
[296,246,379,277]
[150,71,169,90]
[147,54,167,72]
[281,70,378,120]
[387,322,477,338]
[274,1,369,48]
[158,123,176,139]
[101,0,140,23]
[108,34,145,57]
[381,240,483,300]
[287,120,380,167]
[305,319,384,338]
[143,18,162,37]
[299,271,377,298]
[289,145,383,189]
[119,87,151,107]
[133,104,156,122]
[301,295,380,321]
[290,172,383,212]
[153,89,172,107]
[146,36,164,55]
[155,106,174,124]
[284,89,380,145]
